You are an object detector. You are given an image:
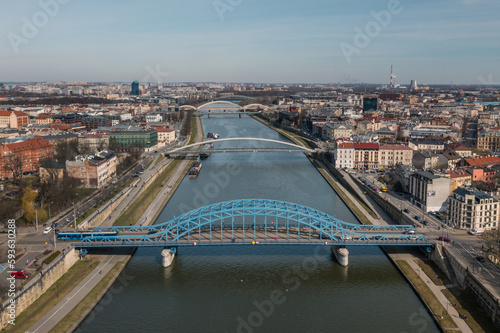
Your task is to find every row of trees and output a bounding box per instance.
[180,110,194,137]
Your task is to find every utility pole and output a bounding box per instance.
[73,203,77,231]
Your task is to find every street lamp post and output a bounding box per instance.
[73,203,77,231]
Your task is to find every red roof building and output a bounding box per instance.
[0,137,54,178]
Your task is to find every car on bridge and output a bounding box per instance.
[43,226,52,234]
[476,256,485,262]
[414,216,421,221]
[438,236,451,242]
[403,208,410,213]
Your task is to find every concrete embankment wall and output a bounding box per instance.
[440,246,500,328]
[316,155,500,328]
[0,248,79,329]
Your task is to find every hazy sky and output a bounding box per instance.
[1,0,499,84]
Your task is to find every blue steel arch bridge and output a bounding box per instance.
[164,137,317,154]
[72,199,431,248]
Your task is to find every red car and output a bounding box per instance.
[11,270,31,279]
[438,236,451,242]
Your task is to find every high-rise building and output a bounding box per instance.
[131,81,140,96]
[410,80,417,90]
[362,95,378,112]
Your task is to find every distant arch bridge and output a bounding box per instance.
[178,101,268,115]
[164,137,317,154]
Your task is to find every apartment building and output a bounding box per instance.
[408,138,444,151]
[412,150,439,170]
[409,170,451,212]
[477,128,500,151]
[379,145,413,168]
[156,128,177,144]
[446,169,472,194]
[0,136,54,178]
[322,123,353,141]
[78,134,109,152]
[0,110,29,129]
[447,188,498,230]
[353,143,379,170]
[335,142,354,169]
[35,114,54,125]
[66,150,117,188]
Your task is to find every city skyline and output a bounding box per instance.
[1,0,499,84]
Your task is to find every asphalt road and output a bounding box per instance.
[350,170,500,299]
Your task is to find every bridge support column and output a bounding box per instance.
[161,247,176,267]
[239,113,242,118]
[208,114,210,118]
[332,246,349,267]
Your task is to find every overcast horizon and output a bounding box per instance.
[1,0,499,85]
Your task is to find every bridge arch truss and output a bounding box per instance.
[81,199,430,247]
[164,137,315,154]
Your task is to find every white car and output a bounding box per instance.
[43,226,52,234]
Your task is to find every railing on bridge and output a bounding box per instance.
[72,199,431,248]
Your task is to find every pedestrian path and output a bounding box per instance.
[390,253,472,333]
[26,252,127,333]
[314,161,473,332]
[26,114,205,333]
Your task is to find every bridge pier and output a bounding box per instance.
[161,247,176,267]
[332,246,349,266]
[208,114,210,118]
[239,113,241,118]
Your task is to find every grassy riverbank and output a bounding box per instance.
[49,262,124,333]
[113,158,183,226]
[395,260,458,330]
[4,259,99,333]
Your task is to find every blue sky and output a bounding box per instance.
[1,0,499,84]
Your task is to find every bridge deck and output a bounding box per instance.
[74,226,431,248]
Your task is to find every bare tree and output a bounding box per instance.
[395,124,405,141]
[3,155,23,184]
[483,229,500,260]
[97,139,108,151]
[38,157,63,208]
[461,117,470,138]
[78,141,92,155]
[55,140,79,162]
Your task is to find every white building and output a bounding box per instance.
[156,128,177,144]
[409,170,451,212]
[145,113,162,123]
[334,142,354,169]
[447,188,498,230]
